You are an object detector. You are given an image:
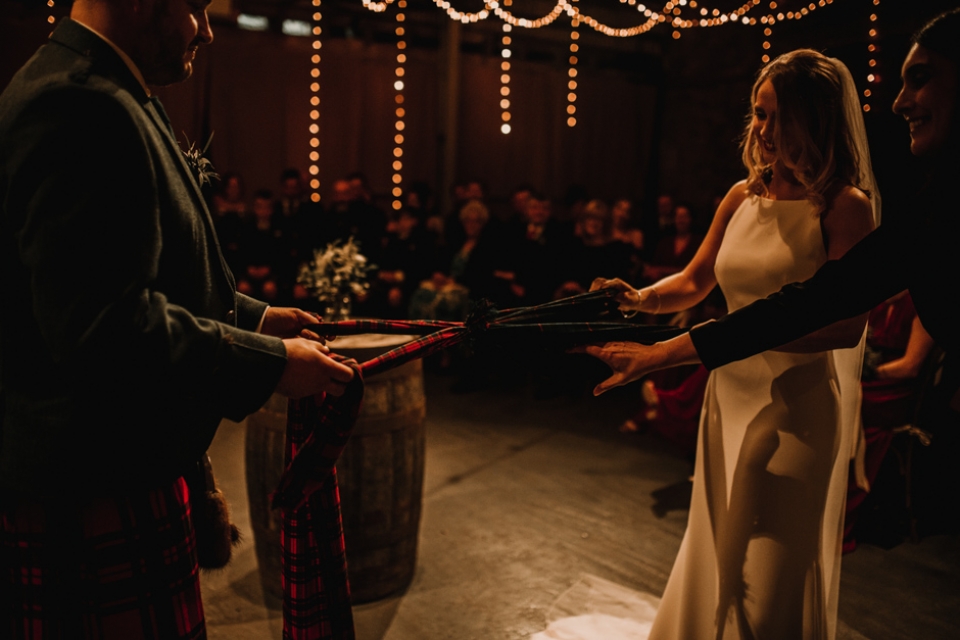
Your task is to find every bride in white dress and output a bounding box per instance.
[582,50,880,639]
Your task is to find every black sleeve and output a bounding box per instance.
[690,224,909,370]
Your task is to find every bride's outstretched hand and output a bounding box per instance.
[590,277,641,315]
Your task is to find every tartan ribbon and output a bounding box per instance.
[271,358,363,512]
[273,358,362,640]
[309,289,687,378]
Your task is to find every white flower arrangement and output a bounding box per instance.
[297,237,375,321]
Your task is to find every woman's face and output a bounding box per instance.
[893,44,958,157]
[582,215,605,239]
[462,213,486,239]
[751,79,779,165]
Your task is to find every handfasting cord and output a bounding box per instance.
[306,289,688,378]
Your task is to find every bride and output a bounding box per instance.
[583,50,879,639]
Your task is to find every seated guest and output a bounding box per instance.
[364,207,437,319]
[557,199,634,298]
[513,192,572,305]
[844,292,936,552]
[237,189,284,303]
[641,202,703,285]
[212,170,247,217]
[437,179,487,248]
[404,181,436,235]
[314,176,383,265]
[211,171,247,276]
[610,197,645,285]
[410,199,490,323]
[459,199,526,309]
[274,167,319,275]
[611,197,644,251]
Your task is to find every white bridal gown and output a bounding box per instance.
[531,194,864,640]
[648,194,864,640]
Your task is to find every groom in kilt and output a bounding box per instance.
[0,1,354,637]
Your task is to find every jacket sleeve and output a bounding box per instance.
[236,292,269,332]
[690,223,909,370]
[7,84,286,422]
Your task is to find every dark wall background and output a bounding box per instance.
[2,0,958,224]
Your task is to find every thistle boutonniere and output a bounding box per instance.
[181,132,219,187]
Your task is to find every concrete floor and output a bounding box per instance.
[201,367,960,640]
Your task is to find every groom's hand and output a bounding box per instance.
[276,337,354,398]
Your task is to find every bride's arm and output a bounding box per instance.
[593,182,748,315]
[774,186,876,352]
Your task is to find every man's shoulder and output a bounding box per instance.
[0,36,142,135]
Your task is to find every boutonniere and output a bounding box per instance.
[181,132,219,187]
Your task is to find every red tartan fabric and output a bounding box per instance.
[275,364,362,640]
[0,476,205,639]
[309,290,686,380]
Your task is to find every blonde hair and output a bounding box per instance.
[581,199,609,220]
[742,49,864,210]
[459,198,489,225]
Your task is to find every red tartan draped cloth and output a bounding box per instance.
[269,290,686,638]
[276,364,361,640]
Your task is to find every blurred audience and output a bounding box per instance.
[642,203,703,285]
[236,189,284,303]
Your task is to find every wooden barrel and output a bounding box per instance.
[244,334,426,605]
[334,335,426,604]
[244,391,287,604]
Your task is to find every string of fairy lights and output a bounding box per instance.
[335,0,876,201]
[35,1,885,203]
[501,2,513,134]
[864,0,880,113]
[392,0,408,211]
[308,0,323,203]
[567,19,579,128]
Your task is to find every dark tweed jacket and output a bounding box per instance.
[0,19,287,499]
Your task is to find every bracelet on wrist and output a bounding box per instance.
[642,287,662,315]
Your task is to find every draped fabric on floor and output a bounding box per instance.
[269,289,686,639]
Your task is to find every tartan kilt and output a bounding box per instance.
[1,476,206,639]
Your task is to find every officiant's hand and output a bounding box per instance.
[589,277,641,314]
[260,307,326,341]
[276,338,355,398]
[573,333,701,396]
